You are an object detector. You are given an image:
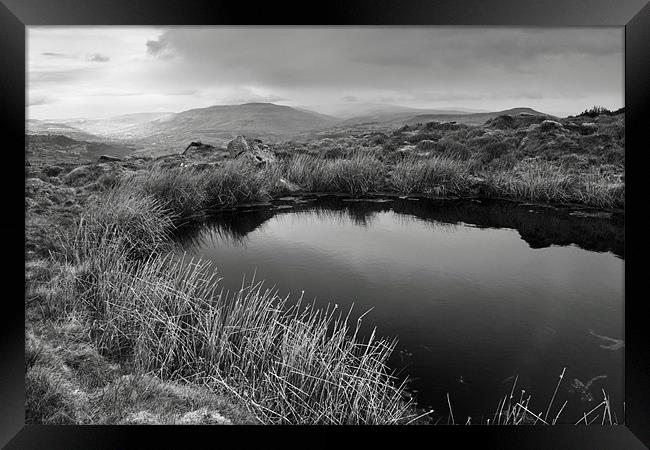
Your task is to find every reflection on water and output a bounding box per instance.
[175,196,624,422]
[178,197,624,258]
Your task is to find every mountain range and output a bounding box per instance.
[27,103,549,153]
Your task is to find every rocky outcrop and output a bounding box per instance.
[539,120,564,132]
[182,141,217,155]
[63,163,121,187]
[227,135,277,166]
[227,136,251,158]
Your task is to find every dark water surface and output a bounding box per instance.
[176,196,624,423]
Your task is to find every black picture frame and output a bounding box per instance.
[3,0,648,448]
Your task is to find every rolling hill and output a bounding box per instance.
[27,103,551,154]
[26,134,138,165]
[399,107,551,126]
[122,103,340,150]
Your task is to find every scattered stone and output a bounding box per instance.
[177,408,231,425]
[342,198,393,203]
[569,210,613,219]
[98,155,122,162]
[42,165,64,177]
[182,141,218,155]
[122,411,161,425]
[63,163,119,187]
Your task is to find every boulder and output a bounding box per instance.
[63,163,118,187]
[539,120,564,132]
[42,165,64,177]
[227,136,251,158]
[579,122,598,135]
[227,135,277,166]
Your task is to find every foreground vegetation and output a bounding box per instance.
[27,180,416,424]
[25,108,624,424]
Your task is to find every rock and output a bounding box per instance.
[182,141,217,155]
[98,155,122,162]
[177,408,231,425]
[275,177,301,193]
[122,411,161,425]
[579,122,598,135]
[227,135,277,166]
[63,163,119,187]
[25,177,46,190]
[183,162,220,171]
[539,120,564,132]
[227,136,251,158]
[569,211,613,219]
[396,145,417,153]
[42,165,63,177]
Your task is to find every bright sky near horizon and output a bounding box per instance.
[27,26,624,120]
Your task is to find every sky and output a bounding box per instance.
[27,26,624,120]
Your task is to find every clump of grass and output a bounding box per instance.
[25,366,81,424]
[63,185,175,263]
[122,167,208,220]
[390,155,474,196]
[122,161,280,222]
[485,160,577,204]
[285,153,385,195]
[484,160,622,208]
[202,160,274,207]
[43,189,416,424]
[77,252,413,423]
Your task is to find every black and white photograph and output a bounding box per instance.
[23,25,627,427]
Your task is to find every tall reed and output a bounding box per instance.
[50,188,415,424]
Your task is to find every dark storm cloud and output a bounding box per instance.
[142,27,622,95]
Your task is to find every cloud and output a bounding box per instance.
[215,86,285,104]
[27,27,623,119]
[27,94,52,106]
[41,52,76,59]
[146,37,174,59]
[29,68,98,84]
[87,53,110,62]
[146,39,165,54]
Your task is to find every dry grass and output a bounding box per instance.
[36,188,417,424]
[390,155,474,196]
[284,153,385,195]
[484,160,623,209]
[26,144,623,424]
